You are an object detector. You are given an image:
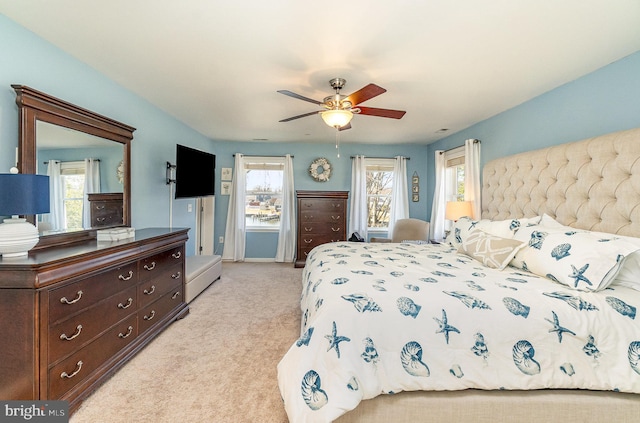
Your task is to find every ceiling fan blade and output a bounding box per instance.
[338,122,352,131]
[277,90,322,105]
[357,106,406,119]
[344,84,387,106]
[279,111,320,122]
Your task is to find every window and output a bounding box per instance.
[365,158,395,229]
[444,147,466,230]
[60,161,85,230]
[244,157,284,229]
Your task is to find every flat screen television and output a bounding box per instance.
[175,144,216,198]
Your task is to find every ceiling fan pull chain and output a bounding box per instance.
[335,130,341,158]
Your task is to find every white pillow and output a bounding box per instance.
[512,221,640,291]
[476,216,541,238]
[458,229,526,270]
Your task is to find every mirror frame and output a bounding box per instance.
[13,85,136,249]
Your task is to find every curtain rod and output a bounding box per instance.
[232,154,293,158]
[350,156,410,160]
[438,139,481,154]
[43,159,101,164]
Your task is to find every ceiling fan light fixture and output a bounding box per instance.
[321,109,353,129]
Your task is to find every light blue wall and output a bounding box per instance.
[210,141,428,257]
[0,14,212,254]
[425,50,640,220]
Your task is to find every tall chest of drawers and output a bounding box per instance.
[0,228,189,414]
[295,191,349,268]
[87,193,124,228]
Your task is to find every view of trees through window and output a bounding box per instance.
[244,165,283,228]
[62,174,84,229]
[366,166,393,228]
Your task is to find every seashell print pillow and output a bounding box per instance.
[458,229,527,270]
[445,216,541,250]
[511,219,640,291]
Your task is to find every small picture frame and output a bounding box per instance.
[221,167,232,181]
[412,193,419,202]
[412,176,419,184]
[412,185,419,193]
[221,181,232,195]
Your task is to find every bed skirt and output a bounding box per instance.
[335,389,639,423]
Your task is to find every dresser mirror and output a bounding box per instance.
[13,85,135,249]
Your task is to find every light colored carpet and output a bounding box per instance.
[70,262,302,423]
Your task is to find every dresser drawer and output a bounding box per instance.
[299,222,345,236]
[48,314,138,399]
[48,262,138,324]
[299,210,345,224]
[139,247,184,282]
[138,263,183,308]
[48,285,138,364]
[299,198,345,212]
[138,287,184,334]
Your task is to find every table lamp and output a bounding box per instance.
[445,200,473,222]
[0,168,50,258]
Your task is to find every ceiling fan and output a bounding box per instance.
[278,78,406,131]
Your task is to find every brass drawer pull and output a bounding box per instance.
[331,227,341,232]
[60,361,83,379]
[118,326,134,339]
[60,325,83,341]
[171,271,181,279]
[143,285,156,295]
[172,251,182,259]
[332,203,341,208]
[172,291,181,300]
[331,215,341,220]
[304,227,313,232]
[95,205,105,210]
[304,239,313,244]
[144,261,156,271]
[143,310,156,321]
[118,271,134,281]
[60,290,83,305]
[118,298,133,309]
[96,217,106,222]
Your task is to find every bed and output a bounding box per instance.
[277,127,640,422]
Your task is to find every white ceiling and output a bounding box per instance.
[2,1,640,145]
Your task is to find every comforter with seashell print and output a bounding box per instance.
[277,242,640,423]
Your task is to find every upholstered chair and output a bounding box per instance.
[370,218,430,243]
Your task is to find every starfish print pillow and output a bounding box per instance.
[511,221,640,291]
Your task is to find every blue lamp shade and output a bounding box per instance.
[0,173,50,216]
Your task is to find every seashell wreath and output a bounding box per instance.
[309,157,331,182]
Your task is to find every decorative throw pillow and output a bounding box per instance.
[445,216,477,249]
[476,216,541,239]
[458,229,527,270]
[511,220,640,291]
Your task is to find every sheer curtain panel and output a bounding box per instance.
[349,155,368,240]
[387,156,409,237]
[275,154,296,262]
[82,158,100,228]
[430,150,446,241]
[465,139,482,220]
[222,154,247,261]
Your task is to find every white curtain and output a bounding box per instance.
[387,155,409,237]
[82,158,101,228]
[275,154,296,263]
[222,154,246,261]
[44,160,65,231]
[465,139,482,220]
[348,155,368,240]
[430,150,446,241]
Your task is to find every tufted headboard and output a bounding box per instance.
[482,127,640,237]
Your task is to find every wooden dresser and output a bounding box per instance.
[0,228,189,413]
[87,193,124,228]
[295,191,349,268]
